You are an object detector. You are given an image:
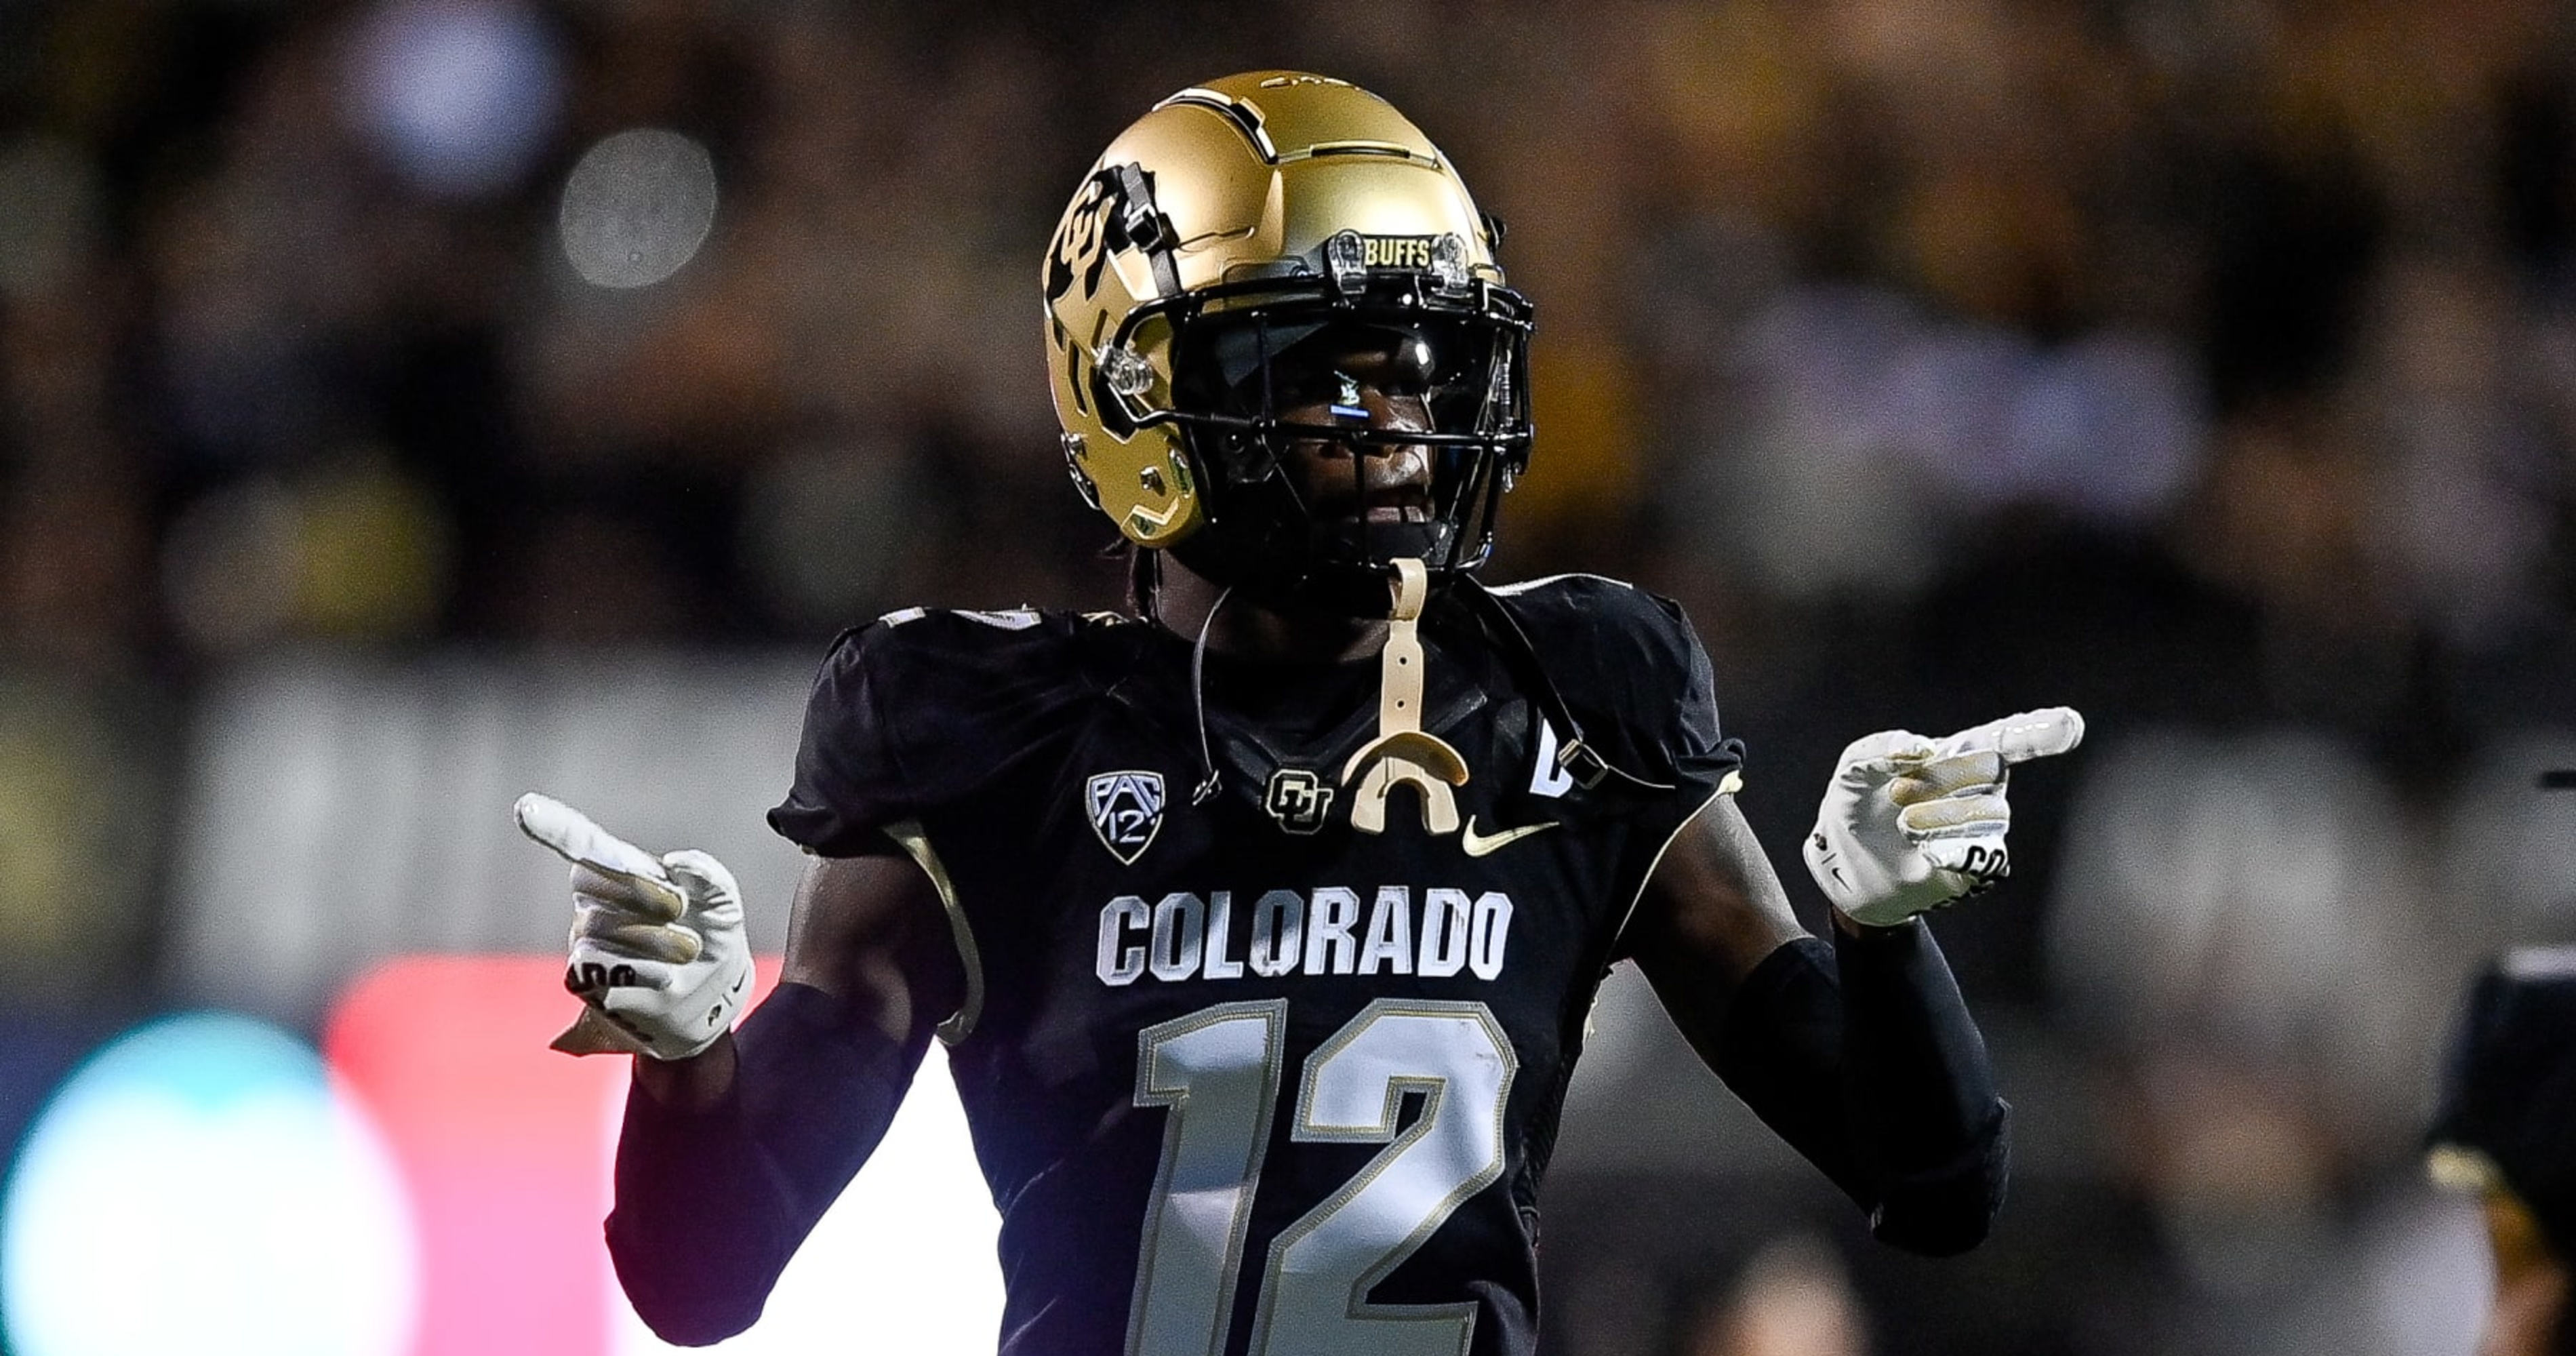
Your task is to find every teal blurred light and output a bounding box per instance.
[0,1012,420,1356]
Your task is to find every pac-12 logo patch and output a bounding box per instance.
[1086,770,1166,864]
[1263,767,1334,835]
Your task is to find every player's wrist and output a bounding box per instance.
[1830,904,1919,939]
[1826,879,1952,929]
[630,1029,740,1113]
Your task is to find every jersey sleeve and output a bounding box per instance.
[765,610,1098,857]
[1487,575,1745,799]
[1628,589,1746,795]
[767,622,914,858]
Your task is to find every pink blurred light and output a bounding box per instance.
[323,955,782,1356]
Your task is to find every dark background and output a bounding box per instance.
[1,1,2572,1352]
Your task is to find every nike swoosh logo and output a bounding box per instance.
[1460,816,1561,857]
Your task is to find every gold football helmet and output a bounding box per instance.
[1043,71,1533,613]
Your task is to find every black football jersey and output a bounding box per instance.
[768,574,1744,1356]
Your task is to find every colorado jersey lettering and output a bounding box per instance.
[1095,887,1515,985]
[769,576,1742,1356]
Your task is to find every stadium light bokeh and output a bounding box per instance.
[0,961,1003,1356]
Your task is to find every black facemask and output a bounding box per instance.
[1120,271,1533,616]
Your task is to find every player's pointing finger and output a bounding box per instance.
[515,793,687,920]
[1933,707,2085,765]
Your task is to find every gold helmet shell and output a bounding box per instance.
[1042,71,1529,600]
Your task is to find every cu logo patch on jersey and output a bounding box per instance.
[1263,767,1335,835]
[1087,770,1167,864]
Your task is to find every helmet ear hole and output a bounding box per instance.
[1091,367,1135,438]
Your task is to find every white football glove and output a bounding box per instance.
[515,793,751,1060]
[1803,707,2085,928]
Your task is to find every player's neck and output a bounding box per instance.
[1154,560,1388,664]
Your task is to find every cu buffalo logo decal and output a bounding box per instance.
[1045,165,1138,306]
[1086,770,1167,865]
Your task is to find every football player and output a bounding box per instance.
[2428,949,2576,1355]
[527,71,2080,1355]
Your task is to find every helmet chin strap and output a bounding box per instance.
[1340,557,1471,835]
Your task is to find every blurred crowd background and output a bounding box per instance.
[1,1,2573,1353]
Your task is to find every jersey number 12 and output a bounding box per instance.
[1125,997,1518,1356]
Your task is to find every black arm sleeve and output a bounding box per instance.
[1711,923,2009,1256]
[605,983,921,1344]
